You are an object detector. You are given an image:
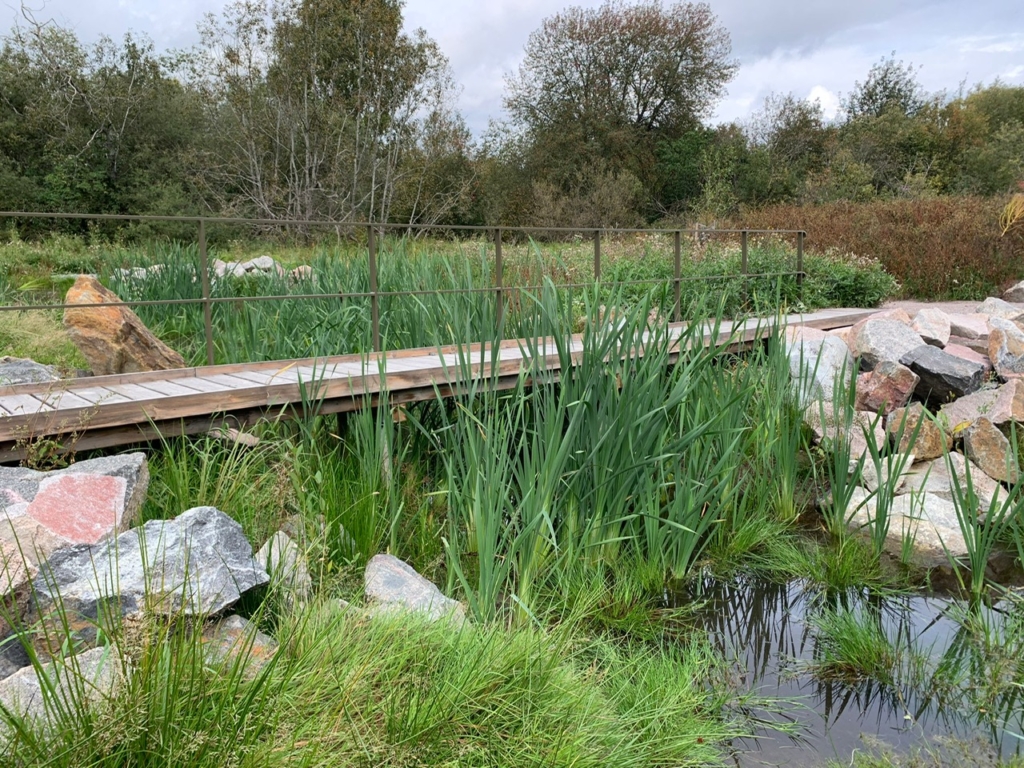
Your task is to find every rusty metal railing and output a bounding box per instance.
[0,211,807,364]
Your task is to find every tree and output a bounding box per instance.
[842,54,925,121]
[502,0,736,218]
[190,0,470,223]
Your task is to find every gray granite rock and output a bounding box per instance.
[33,506,269,630]
[911,308,951,348]
[0,357,59,387]
[977,297,1024,322]
[847,488,966,569]
[940,380,1024,430]
[901,453,1001,509]
[900,344,986,406]
[848,319,926,370]
[803,403,885,461]
[787,334,854,405]
[1004,281,1024,304]
[365,554,465,624]
[948,314,990,340]
[964,418,1019,484]
[257,531,311,611]
[988,316,1024,378]
[855,454,915,493]
[202,615,278,678]
[0,646,120,735]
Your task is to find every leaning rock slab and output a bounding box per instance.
[0,357,59,387]
[847,319,926,371]
[855,361,919,416]
[963,418,1019,484]
[900,344,986,407]
[787,334,854,404]
[365,554,465,624]
[63,275,186,375]
[847,488,966,569]
[911,308,951,348]
[988,317,1024,378]
[887,403,952,461]
[33,506,269,631]
[0,646,120,735]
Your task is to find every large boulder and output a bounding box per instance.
[977,297,1024,322]
[988,317,1024,379]
[33,506,269,636]
[0,646,120,736]
[940,380,1024,431]
[365,554,465,624]
[963,418,1019,484]
[847,319,926,371]
[0,357,59,387]
[854,361,919,416]
[846,488,967,569]
[787,333,854,405]
[887,403,952,461]
[1,454,149,635]
[63,275,186,375]
[899,344,986,407]
[911,308,951,348]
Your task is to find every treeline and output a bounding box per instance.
[0,0,1021,232]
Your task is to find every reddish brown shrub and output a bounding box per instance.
[734,197,1024,300]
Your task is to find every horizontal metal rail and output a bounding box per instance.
[0,210,807,361]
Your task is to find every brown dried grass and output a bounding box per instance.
[735,197,1024,300]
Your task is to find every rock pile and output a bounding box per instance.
[790,298,1024,568]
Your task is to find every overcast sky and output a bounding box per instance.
[6,0,1024,134]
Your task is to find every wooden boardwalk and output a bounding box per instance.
[0,308,872,463]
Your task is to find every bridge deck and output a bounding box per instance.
[0,308,872,463]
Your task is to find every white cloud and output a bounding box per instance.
[808,86,841,120]
[5,0,1023,135]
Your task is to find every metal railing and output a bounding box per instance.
[0,211,806,364]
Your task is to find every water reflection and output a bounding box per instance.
[680,575,1024,767]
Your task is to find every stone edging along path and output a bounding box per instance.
[787,281,1024,570]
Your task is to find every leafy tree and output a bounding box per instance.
[842,54,925,120]
[502,0,736,219]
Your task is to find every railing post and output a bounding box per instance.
[796,230,805,296]
[673,230,681,323]
[368,225,381,352]
[198,218,215,366]
[593,229,601,282]
[741,229,749,305]
[494,227,504,335]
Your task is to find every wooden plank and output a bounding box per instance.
[0,395,54,415]
[65,387,133,405]
[118,380,206,398]
[103,383,177,401]
[33,390,98,410]
[169,376,241,394]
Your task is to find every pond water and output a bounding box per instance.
[683,575,1024,767]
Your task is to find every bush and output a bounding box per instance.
[736,196,1024,300]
